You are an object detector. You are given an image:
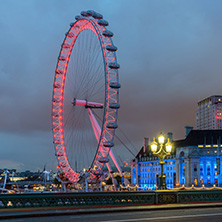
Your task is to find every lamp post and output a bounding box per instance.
[150,131,172,190]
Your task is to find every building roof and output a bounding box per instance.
[173,130,222,148]
[133,130,222,161]
[198,95,222,103]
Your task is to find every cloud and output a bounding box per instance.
[0,0,222,170]
[0,159,24,171]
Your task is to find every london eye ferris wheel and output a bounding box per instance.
[52,10,122,182]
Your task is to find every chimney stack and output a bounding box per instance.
[143,137,149,153]
[185,126,193,138]
[167,132,173,142]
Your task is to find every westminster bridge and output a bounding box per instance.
[1,189,222,209]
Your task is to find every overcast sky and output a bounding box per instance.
[0,0,222,171]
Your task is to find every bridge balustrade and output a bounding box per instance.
[0,190,222,209]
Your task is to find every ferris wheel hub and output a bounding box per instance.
[72,98,103,109]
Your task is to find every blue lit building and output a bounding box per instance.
[131,136,176,190]
[175,129,222,187]
[131,128,222,189]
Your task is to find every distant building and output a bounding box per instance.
[196,95,222,130]
[131,128,222,189]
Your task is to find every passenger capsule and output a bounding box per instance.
[108,62,120,69]
[86,10,95,16]
[98,19,109,26]
[109,81,121,89]
[75,15,81,20]
[106,45,117,52]
[103,142,114,147]
[109,103,120,109]
[92,12,103,19]
[80,11,89,17]
[70,22,74,27]
[102,30,113,37]
[98,157,109,163]
[107,122,118,129]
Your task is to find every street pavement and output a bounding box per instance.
[1,206,222,222]
[1,202,222,221]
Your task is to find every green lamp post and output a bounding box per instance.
[150,131,172,190]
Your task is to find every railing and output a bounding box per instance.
[0,192,155,209]
[1,190,222,209]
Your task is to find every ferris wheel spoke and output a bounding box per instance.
[87,107,122,176]
[87,108,101,142]
[87,108,113,175]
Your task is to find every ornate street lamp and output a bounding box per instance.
[150,131,172,190]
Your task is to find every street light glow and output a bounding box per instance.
[151,138,158,152]
[166,138,172,153]
[166,144,172,153]
[151,143,158,152]
[158,135,165,144]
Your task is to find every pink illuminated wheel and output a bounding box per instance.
[52,10,121,183]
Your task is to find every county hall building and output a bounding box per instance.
[131,95,222,189]
[131,128,222,189]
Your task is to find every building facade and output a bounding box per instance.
[131,129,222,189]
[131,137,176,190]
[196,95,222,130]
[175,129,222,186]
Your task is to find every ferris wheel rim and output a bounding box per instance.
[52,10,120,183]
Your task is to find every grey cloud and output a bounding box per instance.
[0,0,222,170]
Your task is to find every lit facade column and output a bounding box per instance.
[203,160,207,184]
[185,157,191,187]
[190,160,195,185]
[211,159,215,184]
[219,157,222,186]
[135,159,139,185]
[175,159,180,186]
[137,162,140,185]
[197,159,200,186]
[190,158,200,186]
